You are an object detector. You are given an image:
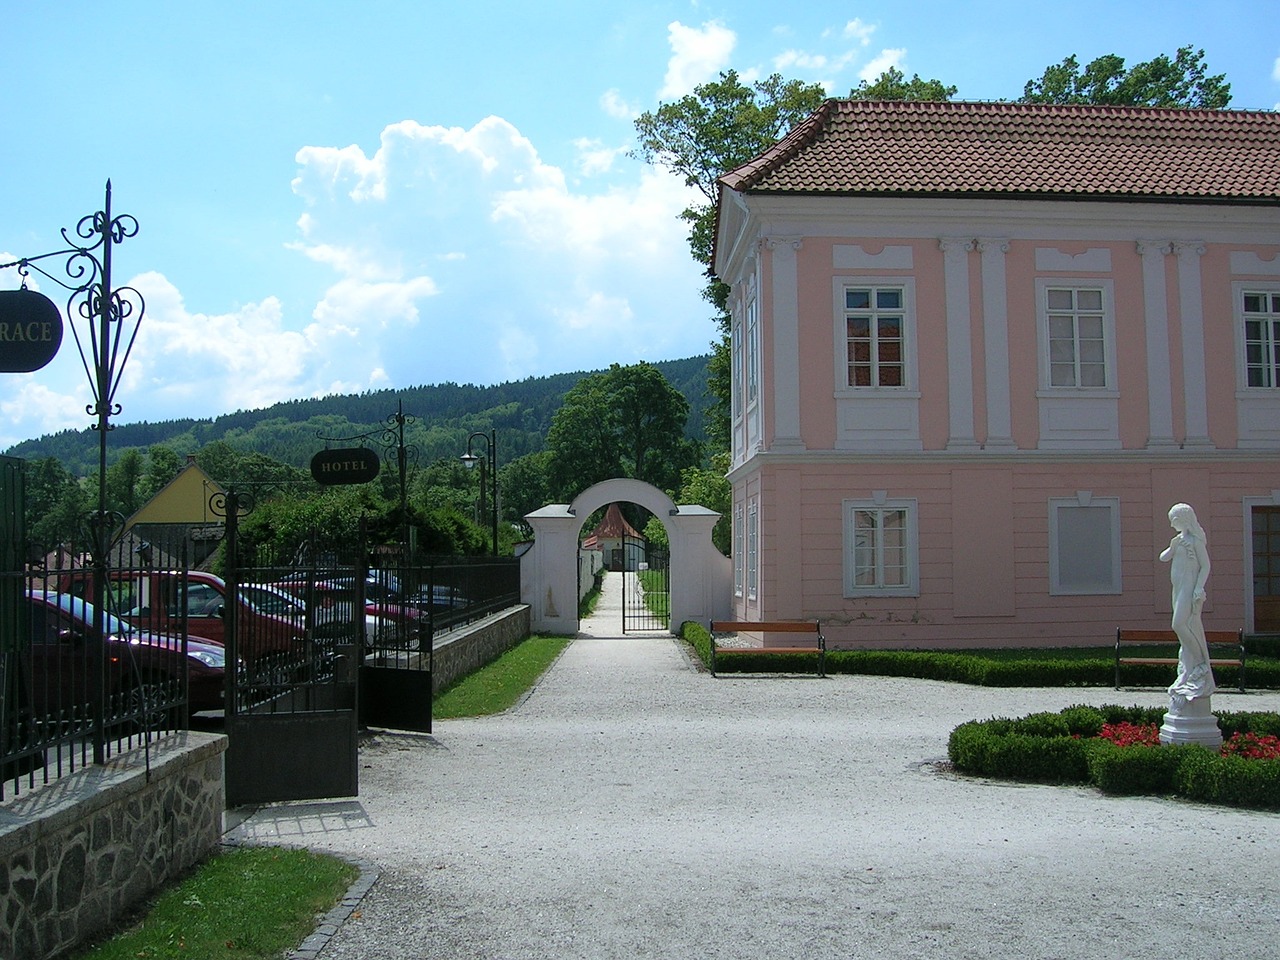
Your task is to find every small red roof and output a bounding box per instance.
[718,99,1280,203]
[588,503,643,540]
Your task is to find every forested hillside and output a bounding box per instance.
[3,356,712,475]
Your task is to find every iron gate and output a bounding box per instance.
[222,500,359,806]
[622,534,669,632]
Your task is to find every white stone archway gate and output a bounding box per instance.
[520,478,733,635]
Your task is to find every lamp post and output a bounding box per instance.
[460,430,498,556]
[2,182,144,763]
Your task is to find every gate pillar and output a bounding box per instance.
[521,479,732,635]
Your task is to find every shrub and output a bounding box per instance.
[681,620,713,668]
[1085,739,1186,795]
[950,706,1280,810]
[1058,705,1105,738]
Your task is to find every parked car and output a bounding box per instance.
[271,576,423,649]
[23,591,226,717]
[59,569,306,673]
[241,582,391,649]
[406,585,470,616]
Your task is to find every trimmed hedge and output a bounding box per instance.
[948,704,1280,810]
[678,622,1280,689]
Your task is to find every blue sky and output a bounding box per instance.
[2,0,1278,450]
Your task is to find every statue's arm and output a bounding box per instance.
[1192,538,1210,601]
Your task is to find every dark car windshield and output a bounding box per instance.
[44,592,136,637]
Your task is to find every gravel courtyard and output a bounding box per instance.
[228,575,1280,959]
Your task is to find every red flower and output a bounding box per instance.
[1099,722,1160,748]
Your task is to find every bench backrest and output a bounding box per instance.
[1116,628,1242,644]
[710,620,820,634]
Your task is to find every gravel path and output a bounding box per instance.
[228,573,1280,959]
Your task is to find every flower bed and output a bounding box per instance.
[948,705,1280,810]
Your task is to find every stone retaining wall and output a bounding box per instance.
[0,732,227,960]
[432,605,531,694]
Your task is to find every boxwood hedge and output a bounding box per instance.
[948,704,1280,810]
[679,622,1280,689]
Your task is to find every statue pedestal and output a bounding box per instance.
[1160,693,1222,748]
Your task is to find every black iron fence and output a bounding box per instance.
[1,542,211,800]
[1,514,524,799]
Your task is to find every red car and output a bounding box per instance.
[24,591,226,717]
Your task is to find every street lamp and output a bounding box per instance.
[461,430,498,555]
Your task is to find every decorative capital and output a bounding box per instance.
[1173,240,1206,259]
[975,237,1009,255]
[762,235,803,253]
[1136,239,1173,258]
[938,237,974,256]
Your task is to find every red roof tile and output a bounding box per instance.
[718,100,1280,203]
[588,503,643,540]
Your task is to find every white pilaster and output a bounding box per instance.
[977,238,1015,449]
[1175,241,1214,449]
[1138,240,1178,449]
[939,238,977,449]
[766,236,805,452]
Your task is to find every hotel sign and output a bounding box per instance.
[0,289,63,372]
[310,447,381,485]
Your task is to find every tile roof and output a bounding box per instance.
[718,100,1280,203]
[587,502,643,540]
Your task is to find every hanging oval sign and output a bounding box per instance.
[311,447,381,485]
[0,289,64,372]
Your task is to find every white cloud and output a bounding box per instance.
[573,138,628,176]
[290,115,706,387]
[600,89,637,120]
[843,19,876,45]
[660,20,736,98]
[860,48,906,82]
[1273,55,1280,81]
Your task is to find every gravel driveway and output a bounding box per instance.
[228,574,1280,959]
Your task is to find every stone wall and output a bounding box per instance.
[0,732,227,960]
[432,605,531,694]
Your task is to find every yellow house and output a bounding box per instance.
[121,459,226,567]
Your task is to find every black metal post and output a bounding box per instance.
[4,182,145,764]
[462,430,498,556]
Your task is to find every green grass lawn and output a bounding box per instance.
[73,846,357,960]
[433,634,572,718]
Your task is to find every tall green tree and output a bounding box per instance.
[1021,46,1230,108]
[634,71,827,453]
[105,449,145,518]
[849,67,956,101]
[138,444,184,502]
[24,457,87,548]
[546,363,698,500]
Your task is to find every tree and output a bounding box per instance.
[634,72,827,453]
[139,444,184,502]
[498,451,553,536]
[546,363,698,500]
[1021,46,1230,108]
[24,457,87,548]
[105,449,145,518]
[849,67,956,101]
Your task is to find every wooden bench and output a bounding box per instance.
[1114,628,1246,692]
[708,621,825,677]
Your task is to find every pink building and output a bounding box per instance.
[712,100,1280,648]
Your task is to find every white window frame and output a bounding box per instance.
[833,279,917,395]
[731,316,744,421]
[746,498,759,601]
[733,502,744,598]
[842,497,919,598]
[1048,495,1122,595]
[1034,279,1118,396]
[1238,285,1280,389]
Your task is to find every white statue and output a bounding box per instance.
[1159,502,1216,701]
